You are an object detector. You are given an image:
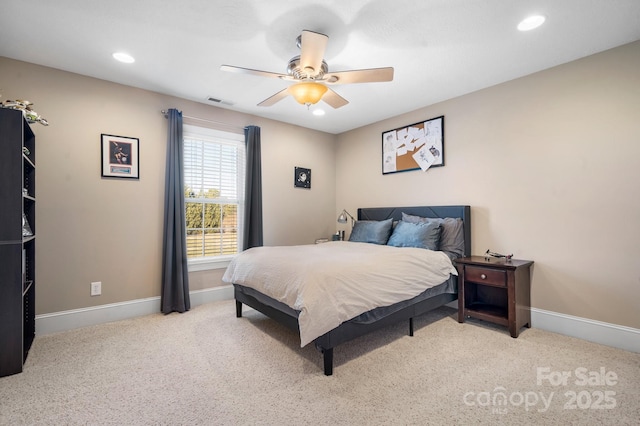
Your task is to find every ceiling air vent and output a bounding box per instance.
[206,96,233,106]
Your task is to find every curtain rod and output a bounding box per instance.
[161,110,246,132]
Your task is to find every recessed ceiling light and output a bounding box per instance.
[112,52,135,63]
[312,109,325,116]
[517,15,546,31]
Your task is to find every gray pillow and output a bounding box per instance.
[402,212,465,259]
[387,220,441,250]
[348,218,393,245]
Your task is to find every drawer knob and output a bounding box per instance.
[481,274,487,279]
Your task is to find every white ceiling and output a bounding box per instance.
[1,1,639,134]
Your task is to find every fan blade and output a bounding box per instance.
[322,88,349,109]
[258,88,289,107]
[221,65,288,80]
[323,67,394,85]
[299,30,328,77]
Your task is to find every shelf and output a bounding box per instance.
[23,153,35,169]
[23,280,33,296]
[466,302,508,319]
[465,303,509,327]
[1,108,36,377]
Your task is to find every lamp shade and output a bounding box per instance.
[337,209,356,227]
[288,82,328,105]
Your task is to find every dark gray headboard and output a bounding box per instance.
[358,205,471,257]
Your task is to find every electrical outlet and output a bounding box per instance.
[91,281,102,296]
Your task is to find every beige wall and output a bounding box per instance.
[2,40,638,330]
[336,41,640,329]
[0,57,336,312]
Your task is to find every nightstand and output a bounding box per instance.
[454,256,533,338]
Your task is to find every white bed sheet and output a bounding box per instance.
[222,241,458,347]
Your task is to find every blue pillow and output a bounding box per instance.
[401,212,464,258]
[387,220,441,250]
[348,218,393,245]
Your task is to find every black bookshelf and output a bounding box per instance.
[0,108,36,377]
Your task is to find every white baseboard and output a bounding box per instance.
[190,285,234,306]
[35,285,234,335]
[36,290,638,353]
[447,300,638,353]
[531,307,639,353]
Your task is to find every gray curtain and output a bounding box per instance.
[161,109,190,314]
[243,125,263,249]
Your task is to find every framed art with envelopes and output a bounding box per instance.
[382,115,444,174]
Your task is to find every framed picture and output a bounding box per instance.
[382,115,444,174]
[101,134,140,179]
[294,166,311,189]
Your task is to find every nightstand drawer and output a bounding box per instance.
[465,266,506,287]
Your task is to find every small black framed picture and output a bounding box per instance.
[101,134,140,179]
[294,167,311,189]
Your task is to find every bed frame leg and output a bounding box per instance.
[236,301,242,318]
[409,317,414,336]
[323,348,334,376]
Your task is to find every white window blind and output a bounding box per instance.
[183,124,245,268]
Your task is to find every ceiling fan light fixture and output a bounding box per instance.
[222,30,392,109]
[288,82,327,105]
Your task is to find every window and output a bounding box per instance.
[183,124,245,270]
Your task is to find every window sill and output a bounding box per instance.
[188,255,235,272]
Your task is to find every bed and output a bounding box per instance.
[224,205,471,375]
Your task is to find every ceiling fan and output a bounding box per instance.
[220,30,394,109]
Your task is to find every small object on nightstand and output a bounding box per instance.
[484,249,513,261]
[315,238,329,244]
[454,256,533,338]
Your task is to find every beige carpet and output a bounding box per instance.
[1,299,638,425]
